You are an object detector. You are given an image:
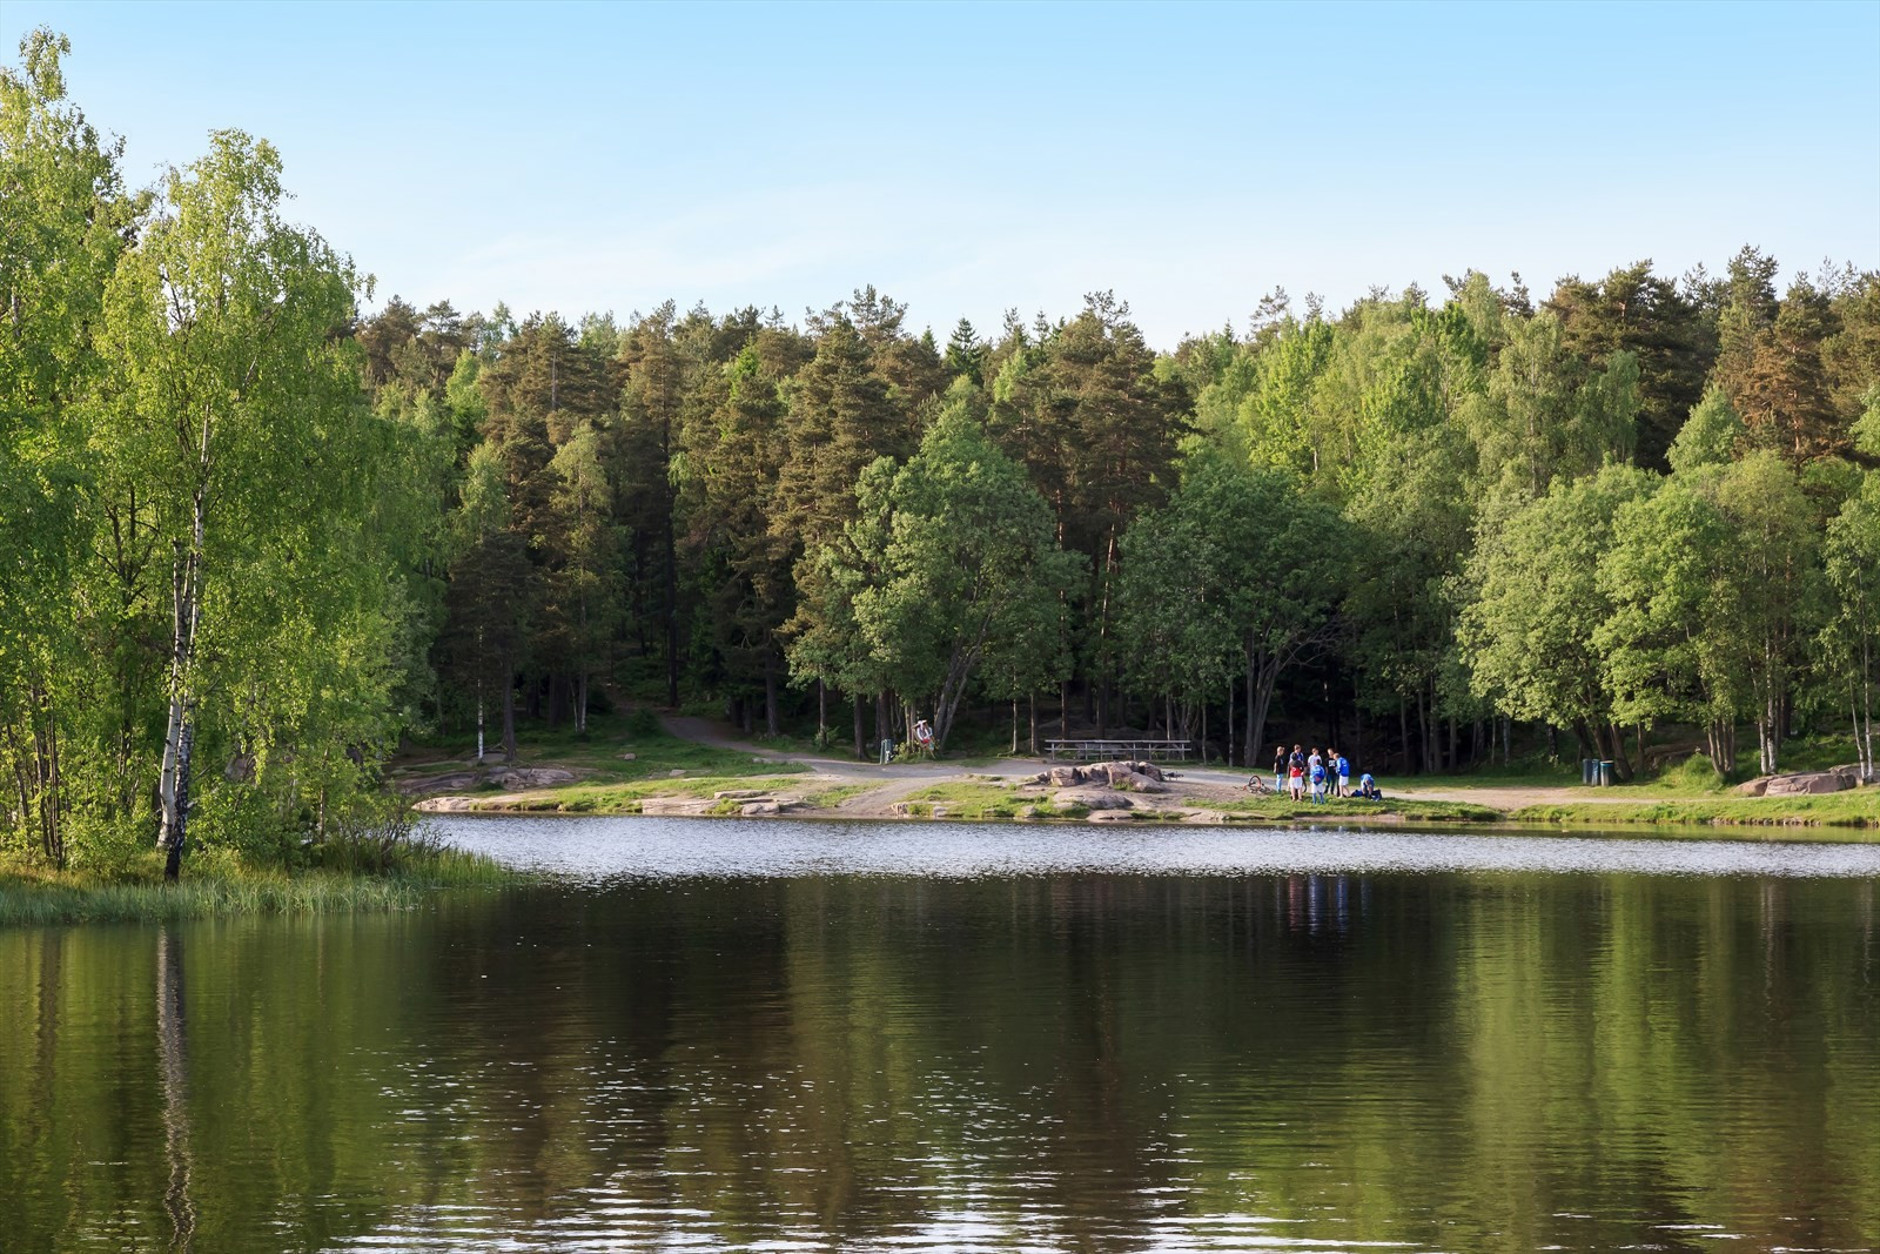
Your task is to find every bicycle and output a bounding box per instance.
[1244,774,1277,797]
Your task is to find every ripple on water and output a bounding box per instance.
[437,814,1880,883]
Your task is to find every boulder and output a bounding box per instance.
[740,801,781,816]
[1764,771,1855,797]
[1047,766,1084,787]
[1182,810,1229,824]
[1736,777,1772,797]
[1055,788,1131,810]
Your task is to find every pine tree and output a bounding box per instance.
[1546,261,1715,470]
[1737,279,1845,461]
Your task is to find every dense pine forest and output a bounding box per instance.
[3,30,1878,874]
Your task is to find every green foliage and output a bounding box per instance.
[1118,450,1349,755]
[1546,261,1715,470]
[1469,311,1640,495]
[788,396,1083,749]
[1666,386,1747,472]
[1594,475,1737,735]
[1462,465,1655,760]
[1853,387,1880,457]
[1820,471,1880,780]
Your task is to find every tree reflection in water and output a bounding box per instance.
[0,862,1876,1252]
[157,927,196,1250]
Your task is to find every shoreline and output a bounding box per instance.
[413,771,1878,838]
[392,710,1878,837]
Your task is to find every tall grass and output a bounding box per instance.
[0,844,514,927]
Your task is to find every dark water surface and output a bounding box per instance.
[4,819,1878,1253]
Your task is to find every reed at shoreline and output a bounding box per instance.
[0,846,513,927]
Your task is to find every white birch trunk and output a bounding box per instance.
[156,485,206,876]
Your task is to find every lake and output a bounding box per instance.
[4,817,1877,1252]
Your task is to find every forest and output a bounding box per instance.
[3,28,1878,875]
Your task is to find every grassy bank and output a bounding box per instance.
[393,709,804,788]
[897,781,1082,819]
[448,773,812,814]
[1211,795,1505,823]
[1513,791,1879,830]
[893,780,1505,824]
[0,844,513,927]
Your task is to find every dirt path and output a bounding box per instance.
[658,716,1648,816]
[659,712,1047,816]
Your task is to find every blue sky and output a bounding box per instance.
[6,0,1877,345]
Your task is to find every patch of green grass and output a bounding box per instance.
[1514,789,1879,830]
[1763,734,1862,774]
[898,781,1030,819]
[1210,795,1505,823]
[0,844,513,927]
[798,783,872,809]
[459,773,810,814]
[395,711,807,793]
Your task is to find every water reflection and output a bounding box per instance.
[157,927,197,1250]
[0,820,1876,1252]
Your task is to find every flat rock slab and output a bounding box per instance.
[415,796,482,812]
[491,768,576,790]
[1055,788,1132,810]
[1085,809,1135,823]
[639,796,714,816]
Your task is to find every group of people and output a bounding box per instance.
[1274,744,1379,802]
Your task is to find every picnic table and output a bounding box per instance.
[1044,738,1191,762]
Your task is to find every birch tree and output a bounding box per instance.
[97,131,363,878]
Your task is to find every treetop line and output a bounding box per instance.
[3,27,1877,877]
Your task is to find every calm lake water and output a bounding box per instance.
[4,818,1878,1253]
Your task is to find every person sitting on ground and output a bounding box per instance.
[1358,772,1380,800]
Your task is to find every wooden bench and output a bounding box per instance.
[1044,738,1192,762]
